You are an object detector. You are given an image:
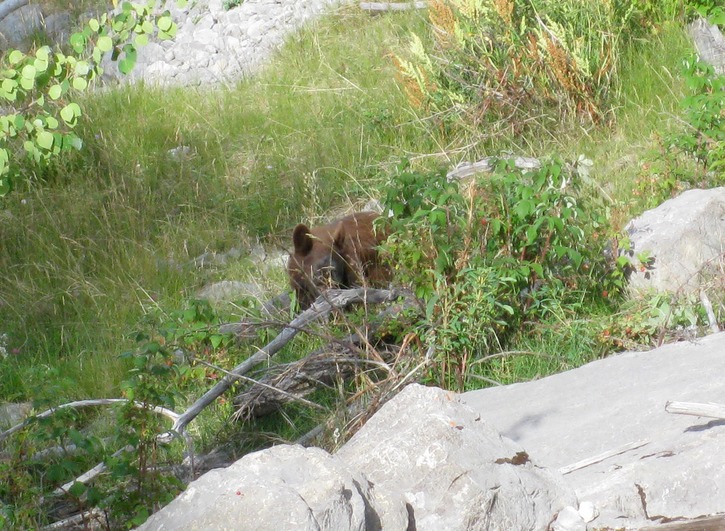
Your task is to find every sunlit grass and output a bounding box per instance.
[0,8,696,407]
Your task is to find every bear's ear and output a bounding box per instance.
[292,224,314,255]
[332,225,346,251]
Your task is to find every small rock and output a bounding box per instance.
[0,402,32,429]
[197,281,264,304]
[551,506,587,531]
[578,500,598,523]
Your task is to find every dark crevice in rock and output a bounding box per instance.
[405,502,417,531]
[351,479,382,531]
[495,451,530,466]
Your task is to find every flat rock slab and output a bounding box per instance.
[463,332,725,529]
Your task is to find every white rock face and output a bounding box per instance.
[623,187,725,295]
[138,334,725,530]
[137,444,409,530]
[464,331,725,529]
[104,0,350,86]
[337,384,576,531]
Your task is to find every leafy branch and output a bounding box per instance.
[0,0,187,196]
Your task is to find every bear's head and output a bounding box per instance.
[287,223,350,310]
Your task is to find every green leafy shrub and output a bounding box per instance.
[631,54,725,212]
[382,158,620,389]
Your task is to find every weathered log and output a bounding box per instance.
[640,514,725,530]
[157,288,401,443]
[665,401,725,420]
[446,156,542,181]
[360,1,427,11]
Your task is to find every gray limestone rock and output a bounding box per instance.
[337,384,576,531]
[0,4,43,49]
[136,444,408,530]
[463,332,725,529]
[623,187,725,295]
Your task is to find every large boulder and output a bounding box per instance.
[623,187,725,295]
[463,331,725,529]
[0,4,43,49]
[138,384,575,531]
[337,384,576,531]
[137,444,408,530]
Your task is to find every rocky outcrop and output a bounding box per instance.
[624,187,725,296]
[137,444,408,530]
[337,384,575,531]
[139,332,725,531]
[464,331,725,530]
[138,385,576,530]
[104,0,351,86]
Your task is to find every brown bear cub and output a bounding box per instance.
[287,211,389,310]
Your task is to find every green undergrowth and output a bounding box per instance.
[1,2,723,527]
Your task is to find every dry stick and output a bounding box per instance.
[53,445,134,496]
[558,440,650,475]
[234,293,420,419]
[157,288,399,444]
[0,398,180,444]
[699,290,721,334]
[640,513,725,531]
[665,401,725,420]
[189,355,327,412]
[446,156,542,181]
[40,509,106,531]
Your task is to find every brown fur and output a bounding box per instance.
[287,211,389,310]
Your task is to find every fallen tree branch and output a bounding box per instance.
[558,439,650,475]
[157,288,401,443]
[359,1,427,11]
[40,508,107,531]
[53,445,134,496]
[640,513,725,530]
[699,290,721,334]
[0,398,180,444]
[665,401,725,420]
[233,289,420,420]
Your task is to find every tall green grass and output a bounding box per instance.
[0,4,694,407]
[0,8,432,401]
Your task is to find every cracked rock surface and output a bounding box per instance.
[464,331,725,529]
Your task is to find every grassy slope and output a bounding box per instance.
[0,8,692,405]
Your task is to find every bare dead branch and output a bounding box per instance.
[700,290,721,334]
[0,399,180,444]
[40,508,107,531]
[53,445,134,496]
[558,440,650,475]
[447,156,542,181]
[232,289,420,421]
[157,288,401,444]
[665,401,725,420]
